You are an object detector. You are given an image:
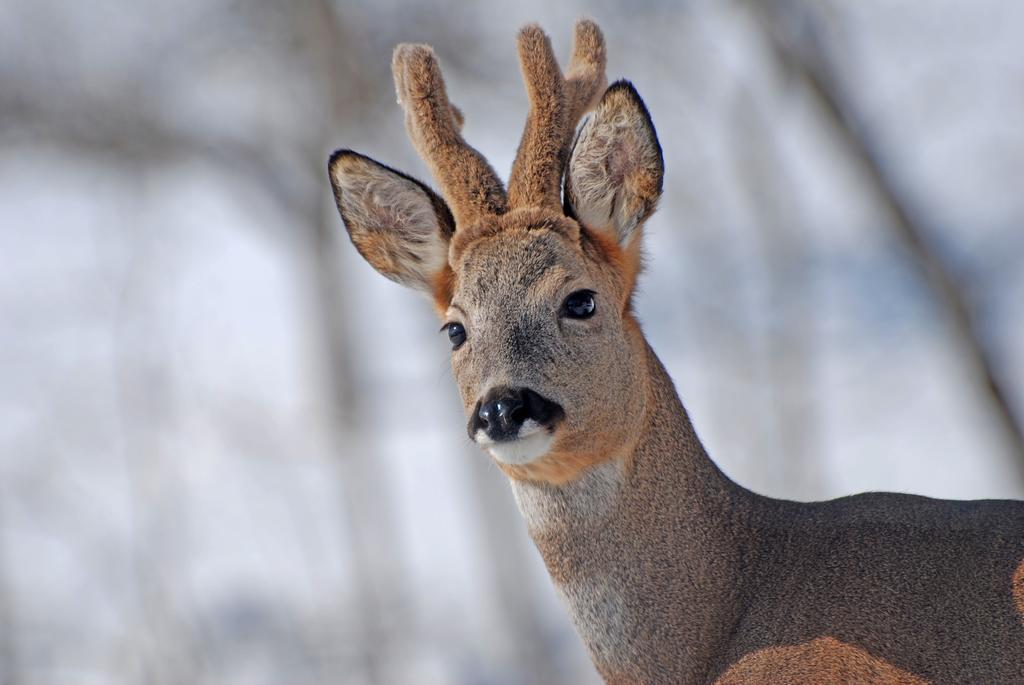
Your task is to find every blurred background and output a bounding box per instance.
[1,0,1023,683]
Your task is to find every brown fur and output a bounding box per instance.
[507,21,606,212]
[507,25,567,211]
[563,20,608,131]
[328,149,454,291]
[430,264,457,316]
[1015,559,1024,623]
[581,224,644,312]
[392,43,506,226]
[715,637,929,685]
[328,19,1024,684]
[449,207,580,265]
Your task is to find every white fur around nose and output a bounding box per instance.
[475,419,553,465]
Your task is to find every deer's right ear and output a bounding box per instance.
[328,149,454,292]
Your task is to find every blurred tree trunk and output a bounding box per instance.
[113,251,203,684]
[731,91,823,498]
[301,3,407,681]
[750,0,1024,483]
[0,507,18,685]
[306,185,396,684]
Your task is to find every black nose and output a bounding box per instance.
[469,386,564,442]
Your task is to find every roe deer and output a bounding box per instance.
[327,19,1024,684]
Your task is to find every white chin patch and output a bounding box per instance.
[475,420,554,465]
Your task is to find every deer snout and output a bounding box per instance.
[469,386,564,445]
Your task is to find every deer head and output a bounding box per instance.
[328,20,664,485]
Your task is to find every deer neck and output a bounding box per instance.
[509,340,764,681]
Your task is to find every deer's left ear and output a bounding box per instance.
[329,149,454,292]
[563,80,663,248]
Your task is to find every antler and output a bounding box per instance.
[392,44,507,227]
[507,20,607,212]
[392,21,606,225]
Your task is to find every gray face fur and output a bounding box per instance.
[446,225,648,481]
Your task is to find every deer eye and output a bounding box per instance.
[445,322,467,349]
[563,290,596,319]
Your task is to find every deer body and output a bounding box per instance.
[328,20,1024,683]
[516,343,1024,683]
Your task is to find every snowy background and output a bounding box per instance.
[1,1,1022,683]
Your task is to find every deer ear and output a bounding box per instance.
[329,149,454,291]
[563,81,663,247]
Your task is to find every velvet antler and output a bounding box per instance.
[392,21,606,226]
[507,20,607,212]
[392,44,507,227]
